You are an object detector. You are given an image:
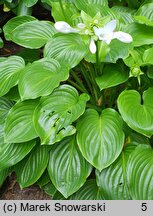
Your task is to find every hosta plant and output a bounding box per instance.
[1,0,153,200]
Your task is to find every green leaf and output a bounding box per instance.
[17,144,49,188]
[112,6,135,26]
[0,37,3,48]
[37,170,50,187]
[0,97,14,144]
[42,182,57,197]
[70,179,103,200]
[44,34,88,68]
[34,85,89,145]
[3,16,37,40]
[127,145,153,199]
[4,100,38,143]
[96,64,129,90]
[52,2,79,25]
[19,58,69,100]
[0,140,36,169]
[143,47,153,65]
[77,108,125,171]
[106,39,132,63]
[74,0,108,11]
[11,20,56,49]
[135,3,153,26]
[0,56,25,97]
[0,97,14,125]
[126,23,153,46]
[117,88,153,137]
[23,0,38,7]
[48,136,92,198]
[147,66,153,79]
[0,168,9,187]
[96,143,138,200]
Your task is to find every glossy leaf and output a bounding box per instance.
[18,58,69,100]
[127,145,153,200]
[143,47,153,65]
[70,179,103,200]
[0,140,36,169]
[0,97,14,125]
[106,40,132,63]
[3,16,37,40]
[34,85,89,145]
[4,100,38,143]
[42,182,57,197]
[44,34,88,68]
[96,64,129,90]
[52,2,79,25]
[112,6,135,25]
[17,145,49,188]
[77,108,125,171]
[23,0,38,7]
[96,143,138,200]
[126,23,153,46]
[0,168,9,187]
[117,88,153,137]
[0,97,14,144]
[0,56,25,97]
[135,3,153,26]
[48,136,92,198]
[12,21,56,49]
[74,0,108,11]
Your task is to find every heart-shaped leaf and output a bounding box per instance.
[12,21,56,49]
[77,108,125,171]
[4,100,38,143]
[48,136,92,198]
[127,144,153,199]
[16,144,49,188]
[34,85,89,145]
[19,58,69,100]
[117,88,153,137]
[0,56,25,97]
[96,143,138,200]
[3,16,37,40]
[96,64,129,90]
[44,34,88,68]
[0,140,36,169]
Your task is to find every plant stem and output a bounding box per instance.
[67,80,87,93]
[86,103,102,112]
[70,70,88,94]
[80,64,93,94]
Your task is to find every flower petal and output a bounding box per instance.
[113,31,133,43]
[104,20,117,33]
[89,38,96,54]
[94,26,108,37]
[77,23,86,29]
[54,21,79,33]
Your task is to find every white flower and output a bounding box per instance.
[94,20,133,44]
[54,21,79,33]
[89,38,97,54]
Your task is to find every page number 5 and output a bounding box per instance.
[141,203,147,211]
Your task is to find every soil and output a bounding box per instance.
[0,173,51,200]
